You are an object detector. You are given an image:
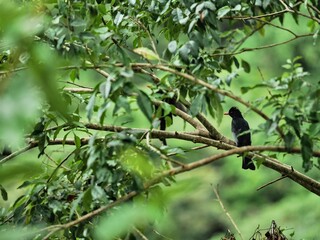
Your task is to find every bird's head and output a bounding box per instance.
[224,107,243,118]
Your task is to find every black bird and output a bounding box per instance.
[224,107,255,170]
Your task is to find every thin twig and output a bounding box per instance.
[167,144,209,156]
[63,87,93,93]
[134,227,149,240]
[44,153,70,171]
[213,187,243,240]
[0,143,36,164]
[256,175,288,191]
[211,33,314,57]
[132,18,159,62]
[39,191,138,239]
[279,0,294,12]
[152,229,173,240]
[47,150,76,183]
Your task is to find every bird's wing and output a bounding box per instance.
[232,118,251,146]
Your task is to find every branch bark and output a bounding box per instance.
[2,123,319,196]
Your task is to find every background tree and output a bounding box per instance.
[0,0,319,239]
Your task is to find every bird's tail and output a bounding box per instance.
[242,156,255,170]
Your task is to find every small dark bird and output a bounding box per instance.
[224,107,255,170]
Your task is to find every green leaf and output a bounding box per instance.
[263,0,271,9]
[83,187,93,211]
[241,59,251,73]
[70,192,83,218]
[240,84,267,94]
[209,93,223,125]
[168,41,177,53]
[133,47,160,60]
[69,68,79,81]
[74,134,81,149]
[217,6,231,19]
[284,131,295,150]
[203,1,216,11]
[161,102,173,116]
[175,8,189,25]
[137,91,153,123]
[301,134,313,171]
[128,0,136,5]
[114,11,124,26]
[86,93,96,121]
[0,184,8,201]
[91,185,105,200]
[189,93,204,117]
[99,76,112,99]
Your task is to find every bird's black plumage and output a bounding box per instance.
[225,107,255,170]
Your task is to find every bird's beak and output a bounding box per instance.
[224,112,229,115]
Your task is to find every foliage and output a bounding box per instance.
[0,0,319,239]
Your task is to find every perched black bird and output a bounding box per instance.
[224,107,255,170]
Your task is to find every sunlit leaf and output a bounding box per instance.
[168,41,177,53]
[114,11,124,26]
[217,6,231,19]
[133,47,160,60]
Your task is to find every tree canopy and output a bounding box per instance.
[0,0,320,239]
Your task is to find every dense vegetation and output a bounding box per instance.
[0,0,319,239]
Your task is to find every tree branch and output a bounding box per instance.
[38,143,320,238]
[40,190,139,239]
[130,63,285,138]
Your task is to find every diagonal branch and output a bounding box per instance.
[37,143,320,238]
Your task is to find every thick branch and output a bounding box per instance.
[153,100,208,133]
[40,191,138,239]
[146,146,320,196]
[2,124,319,196]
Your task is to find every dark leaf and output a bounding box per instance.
[241,59,251,73]
[0,184,8,201]
[301,134,313,171]
[83,187,93,211]
[137,90,153,123]
[233,57,240,69]
[284,131,295,150]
